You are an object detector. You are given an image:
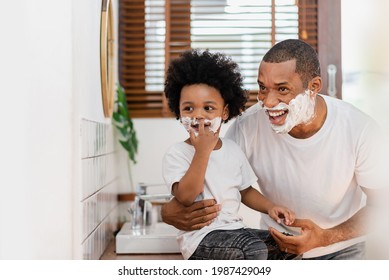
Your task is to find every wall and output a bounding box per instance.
[1,0,73,259]
[342,0,389,128]
[73,0,127,259]
[0,0,126,259]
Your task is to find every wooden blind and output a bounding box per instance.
[119,0,318,118]
[298,0,318,50]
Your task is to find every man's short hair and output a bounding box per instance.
[262,39,321,87]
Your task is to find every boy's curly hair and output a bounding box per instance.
[164,49,248,123]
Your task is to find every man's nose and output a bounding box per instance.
[262,91,279,108]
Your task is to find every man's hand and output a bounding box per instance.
[269,219,328,255]
[161,198,220,231]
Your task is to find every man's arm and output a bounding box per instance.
[161,198,220,231]
[270,187,376,255]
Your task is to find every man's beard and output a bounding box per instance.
[258,90,316,134]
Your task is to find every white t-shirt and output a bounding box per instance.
[225,94,383,258]
[162,138,258,259]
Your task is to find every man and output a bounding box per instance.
[161,39,384,259]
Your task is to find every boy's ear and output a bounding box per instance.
[222,105,229,121]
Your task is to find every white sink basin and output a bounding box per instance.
[116,222,180,254]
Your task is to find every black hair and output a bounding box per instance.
[164,49,248,122]
[262,39,321,87]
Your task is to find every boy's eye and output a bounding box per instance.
[182,106,193,112]
[204,106,214,111]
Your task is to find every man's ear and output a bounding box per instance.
[222,105,229,121]
[309,76,322,95]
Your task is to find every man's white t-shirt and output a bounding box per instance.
[162,138,258,259]
[225,94,383,258]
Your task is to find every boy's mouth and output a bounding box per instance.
[180,117,222,134]
[191,122,211,130]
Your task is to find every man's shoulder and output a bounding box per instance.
[323,94,375,123]
[225,103,266,142]
[221,138,249,159]
[234,103,263,126]
[222,137,242,149]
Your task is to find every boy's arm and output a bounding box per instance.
[172,149,210,206]
[240,186,275,214]
[240,186,295,225]
[173,121,219,206]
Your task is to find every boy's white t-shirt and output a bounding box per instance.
[162,138,258,259]
[225,94,383,258]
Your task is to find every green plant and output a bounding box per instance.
[113,84,138,164]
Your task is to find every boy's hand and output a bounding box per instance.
[189,119,219,154]
[268,206,295,226]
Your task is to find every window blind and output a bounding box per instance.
[119,0,318,118]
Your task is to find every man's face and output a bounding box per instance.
[257,60,316,134]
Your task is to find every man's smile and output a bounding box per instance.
[266,109,288,125]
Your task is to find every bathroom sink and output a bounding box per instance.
[116,222,180,254]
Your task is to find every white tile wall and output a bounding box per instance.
[80,119,120,260]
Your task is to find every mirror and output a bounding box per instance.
[100,0,115,118]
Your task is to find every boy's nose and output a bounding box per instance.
[193,110,205,120]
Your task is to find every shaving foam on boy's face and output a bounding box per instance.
[257,89,316,134]
[180,117,222,136]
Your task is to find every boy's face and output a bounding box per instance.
[179,83,229,134]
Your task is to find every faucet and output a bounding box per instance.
[128,183,172,229]
[129,183,149,229]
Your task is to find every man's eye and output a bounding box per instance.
[279,87,289,93]
[259,85,266,91]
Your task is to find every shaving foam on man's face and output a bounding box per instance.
[258,89,316,134]
[180,117,222,136]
